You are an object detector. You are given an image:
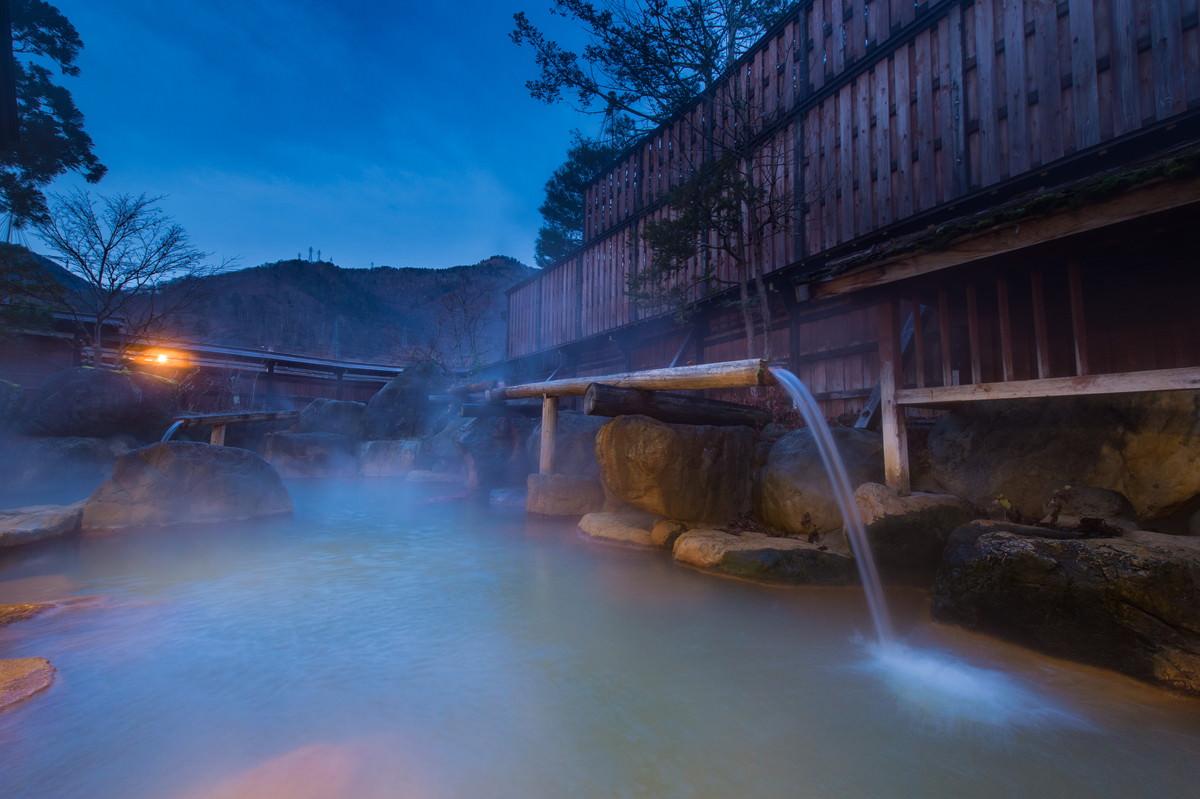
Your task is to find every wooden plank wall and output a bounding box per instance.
[508,0,1200,385]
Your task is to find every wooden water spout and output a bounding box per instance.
[493,359,775,474]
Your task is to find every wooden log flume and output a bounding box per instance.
[583,383,771,428]
[491,359,774,400]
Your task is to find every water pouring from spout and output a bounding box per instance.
[771,368,895,645]
[772,367,1090,731]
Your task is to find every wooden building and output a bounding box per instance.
[503,0,1200,491]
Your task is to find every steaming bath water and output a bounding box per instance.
[1,480,1198,798]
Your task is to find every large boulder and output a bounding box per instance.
[854,483,976,586]
[362,361,446,440]
[23,367,179,441]
[0,436,135,506]
[264,432,358,478]
[933,521,1200,696]
[927,393,1200,521]
[0,502,83,548]
[358,439,423,477]
[672,528,857,585]
[455,416,533,490]
[82,442,292,530]
[295,398,366,439]
[0,379,24,434]
[526,473,604,516]
[527,411,608,478]
[594,415,753,524]
[756,427,884,537]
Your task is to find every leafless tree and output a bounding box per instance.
[34,190,223,362]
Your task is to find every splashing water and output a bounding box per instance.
[771,367,894,643]
[856,639,1093,735]
[771,368,1090,731]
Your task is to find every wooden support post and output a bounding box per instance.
[1031,270,1050,379]
[539,395,558,475]
[966,284,982,384]
[997,277,1014,382]
[210,424,227,446]
[877,299,910,495]
[938,288,953,386]
[1068,260,1090,375]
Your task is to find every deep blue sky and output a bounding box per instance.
[44,0,593,270]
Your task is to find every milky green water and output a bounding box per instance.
[1,480,1198,798]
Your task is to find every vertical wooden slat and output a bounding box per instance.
[975,0,999,186]
[873,63,894,224]
[1003,0,1029,176]
[1031,270,1051,379]
[914,28,936,210]
[997,277,1014,381]
[838,84,855,241]
[1152,0,1187,119]
[1110,0,1141,137]
[947,3,969,196]
[1068,261,1090,375]
[938,287,953,386]
[878,298,911,495]
[893,44,914,218]
[1070,0,1101,147]
[966,284,982,384]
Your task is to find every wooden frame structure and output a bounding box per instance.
[500,0,1200,499]
[492,360,775,474]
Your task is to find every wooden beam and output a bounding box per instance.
[877,299,910,495]
[811,175,1200,299]
[460,403,543,418]
[176,410,300,427]
[209,425,226,446]
[895,366,1200,406]
[539,396,558,475]
[1030,270,1050,379]
[493,358,773,400]
[583,383,771,428]
[1068,260,1090,375]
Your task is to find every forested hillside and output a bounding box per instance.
[157,256,533,367]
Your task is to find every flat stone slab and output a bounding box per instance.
[578,511,659,547]
[0,603,50,627]
[0,502,83,548]
[0,657,55,711]
[673,529,857,585]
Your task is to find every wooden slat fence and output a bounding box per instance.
[509,0,1199,363]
